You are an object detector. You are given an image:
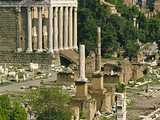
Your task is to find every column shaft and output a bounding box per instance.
[79,45,86,80]
[48,7,53,53]
[43,25,48,49]
[64,7,68,49]
[69,7,73,49]
[32,8,38,50]
[59,7,63,50]
[95,27,101,72]
[54,7,58,51]
[27,7,32,52]
[38,7,43,52]
[32,25,37,50]
[17,7,22,52]
[73,7,77,49]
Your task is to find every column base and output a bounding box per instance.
[74,46,78,50]
[59,47,64,50]
[48,49,54,53]
[54,49,59,51]
[64,47,69,50]
[17,48,22,52]
[76,78,88,82]
[37,49,43,53]
[26,49,32,53]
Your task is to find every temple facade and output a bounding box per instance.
[0,0,78,53]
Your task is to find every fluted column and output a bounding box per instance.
[54,7,58,51]
[64,7,68,49]
[69,7,73,49]
[27,7,32,52]
[38,7,43,52]
[48,6,53,53]
[73,7,77,49]
[59,7,63,50]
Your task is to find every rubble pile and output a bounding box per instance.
[0,63,51,84]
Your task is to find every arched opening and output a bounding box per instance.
[60,56,72,67]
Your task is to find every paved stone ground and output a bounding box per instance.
[127,83,160,120]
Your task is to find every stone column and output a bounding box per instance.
[48,6,53,53]
[75,44,88,98]
[95,27,101,72]
[64,7,68,49]
[79,44,86,81]
[69,7,73,49]
[27,7,32,52]
[73,7,77,49]
[43,25,48,49]
[38,7,43,52]
[32,7,38,50]
[59,7,63,50]
[17,7,22,52]
[32,25,37,50]
[54,7,58,51]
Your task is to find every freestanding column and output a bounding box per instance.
[54,7,58,51]
[64,7,69,49]
[38,7,43,52]
[79,45,86,80]
[59,7,63,50]
[69,7,73,49]
[48,6,53,53]
[27,7,32,52]
[73,7,77,50]
[75,44,88,98]
[95,27,101,72]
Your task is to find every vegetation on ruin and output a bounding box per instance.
[78,0,160,59]
[23,87,72,120]
[116,82,126,93]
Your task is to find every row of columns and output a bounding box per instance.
[22,6,77,53]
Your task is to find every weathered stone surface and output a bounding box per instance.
[0,52,53,64]
[0,8,17,52]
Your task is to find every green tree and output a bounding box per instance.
[78,0,160,59]
[0,95,27,120]
[10,102,27,120]
[125,40,139,58]
[0,95,11,120]
[25,87,72,120]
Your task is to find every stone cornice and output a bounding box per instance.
[0,0,77,7]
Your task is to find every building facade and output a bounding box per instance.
[0,0,78,53]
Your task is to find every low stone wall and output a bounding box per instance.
[0,52,53,64]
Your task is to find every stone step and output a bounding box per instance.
[60,50,79,64]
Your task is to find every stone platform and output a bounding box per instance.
[0,52,53,64]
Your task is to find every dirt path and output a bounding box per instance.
[127,84,160,120]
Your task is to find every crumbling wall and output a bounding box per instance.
[86,99,97,120]
[132,64,144,80]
